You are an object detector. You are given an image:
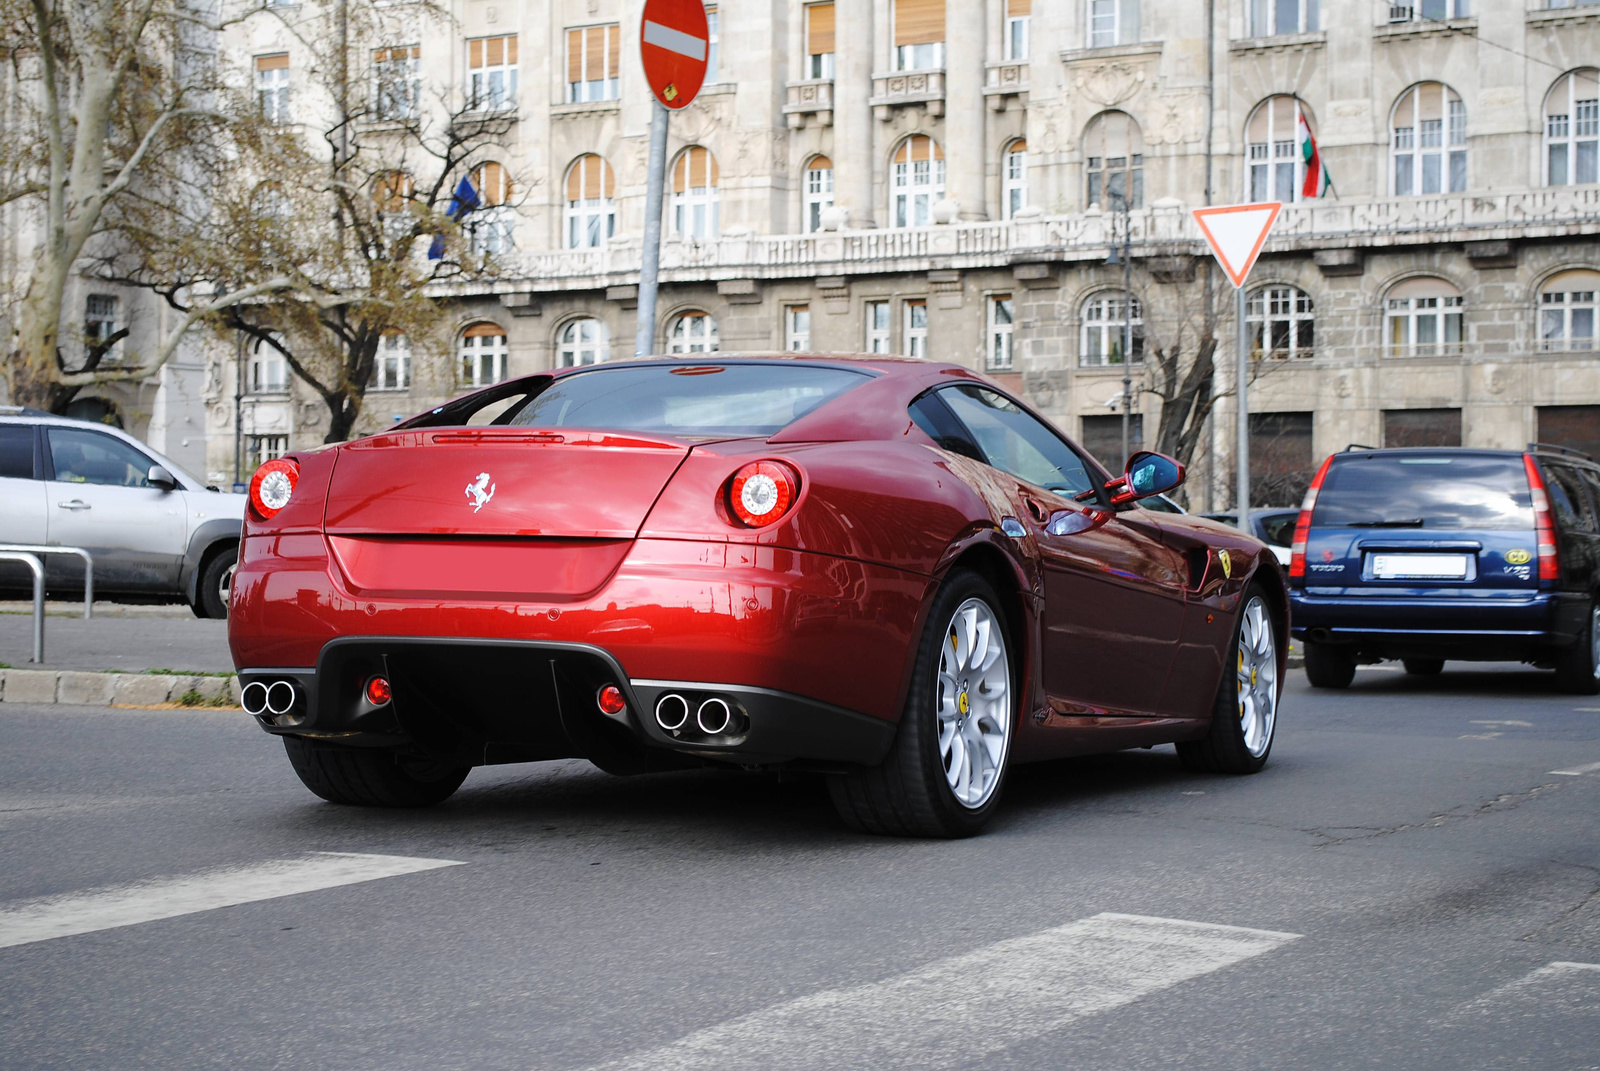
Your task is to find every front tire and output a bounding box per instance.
[1304,640,1356,689]
[1177,588,1280,775]
[196,546,237,620]
[1553,600,1600,695]
[283,737,469,807]
[828,571,1014,838]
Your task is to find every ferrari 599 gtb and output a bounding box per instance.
[230,355,1285,837]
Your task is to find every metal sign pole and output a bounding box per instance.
[635,101,670,357]
[1236,283,1249,529]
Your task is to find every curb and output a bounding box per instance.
[0,668,240,708]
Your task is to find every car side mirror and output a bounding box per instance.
[1111,451,1185,505]
[147,465,178,492]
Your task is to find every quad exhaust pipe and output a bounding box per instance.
[696,697,732,735]
[654,693,690,732]
[241,679,301,718]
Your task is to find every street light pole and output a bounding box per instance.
[635,102,670,356]
[1110,192,1133,467]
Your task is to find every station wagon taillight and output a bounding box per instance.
[249,458,300,521]
[1288,455,1334,581]
[1523,454,1561,581]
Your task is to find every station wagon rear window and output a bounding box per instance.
[1312,455,1535,530]
[508,363,868,437]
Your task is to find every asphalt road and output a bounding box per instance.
[0,609,232,673]
[2,663,1597,1069]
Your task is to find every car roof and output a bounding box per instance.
[548,352,951,378]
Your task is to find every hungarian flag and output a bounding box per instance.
[1298,112,1333,199]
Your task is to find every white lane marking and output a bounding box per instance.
[581,913,1300,1071]
[642,20,707,60]
[1550,760,1600,776]
[1471,720,1533,728]
[1459,732,1504,740]
[0,852,464,950]
[1456,961,1600,1013]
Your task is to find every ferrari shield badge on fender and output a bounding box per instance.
[1218,549,1233,579]
[465,472,496,513]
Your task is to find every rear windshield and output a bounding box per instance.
[508,363,867,437]
[1312,454,1534,531]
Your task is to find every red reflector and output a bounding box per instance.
[365,676,392,706]
[597,685,626,716]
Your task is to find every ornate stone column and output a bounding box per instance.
[835,0,876,227]
[944,0,987,220]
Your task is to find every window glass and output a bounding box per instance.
[908,392,985,464]
[0,425,34,480]
[48,428,156,488]
[1546,463,1600,534]
[1311,454,1534,531]
[937,385,1096,497]
[509,363,866,437]
[1258,513,1299,547]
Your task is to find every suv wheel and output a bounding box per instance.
[1304,641,1356,689]
[1553,601,1600,696]
[196,546,237,620]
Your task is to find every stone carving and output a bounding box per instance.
[1148,92,1205,146]
[486,5,496,23]
[1076,63,1145,108]
[1485,365,1508,395]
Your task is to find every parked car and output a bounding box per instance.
[230,355,1286,836]
[1202,509,1300,567]
[1288,444,1600,692]
[0,407,245,617]
[1138,492,1187,515]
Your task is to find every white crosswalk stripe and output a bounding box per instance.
[581,913,1301,1071]
[0,852,464,950]
[1549,760,1600,776]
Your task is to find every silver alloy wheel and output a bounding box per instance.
[937,597,1011,809]
[1590,606,1599,680]
[1237,595,1278,758]
[219,563,236,610]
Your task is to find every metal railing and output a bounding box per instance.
[0,552,44,663]
[0,544,93,618]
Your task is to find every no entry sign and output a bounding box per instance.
[640,0,709,109]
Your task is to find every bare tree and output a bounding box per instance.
[97,0,520,442]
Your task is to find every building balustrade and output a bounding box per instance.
[783,79,834,128]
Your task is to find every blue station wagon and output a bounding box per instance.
[1288,445,1600,693]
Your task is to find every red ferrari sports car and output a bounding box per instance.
[230,355,1285,836]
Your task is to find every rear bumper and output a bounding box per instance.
[1289,588,1587,659]
[239,637,896,769]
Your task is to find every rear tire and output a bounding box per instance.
[196,546,237,620]
[1177,587,1279,775]
[1403,658,1444,676]
[1304,641,1356,689]
[282,737,469,807]
[827,571,1014,838]
[1553,600,1600,696]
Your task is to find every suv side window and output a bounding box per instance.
[47,428,157,488]
[1545,462,1598,535]
[936,384,1098,499]
[0,425,36,480]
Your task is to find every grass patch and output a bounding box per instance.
[206,690,235,707]
[141,668,233,678]
[176,687,206,707]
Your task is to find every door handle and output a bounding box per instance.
[57,500,92,511]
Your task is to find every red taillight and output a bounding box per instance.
[365,676,392,706]
[727,461,799,528]
[596,685,626,716]
[1524,454,1560,581]
[248,458,300,520]
[1289,454,1334,580]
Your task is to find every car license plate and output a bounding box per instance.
[1369,553,1471,580]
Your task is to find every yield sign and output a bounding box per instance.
[640,0,710,110]
[1191,202,1282,289]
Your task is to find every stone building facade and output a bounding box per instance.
[208,0,1600,510]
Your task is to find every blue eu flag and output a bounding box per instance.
[427,176,481,259]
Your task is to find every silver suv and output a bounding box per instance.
[0,408,246,617]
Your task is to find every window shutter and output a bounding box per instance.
[469,39,483,68]
[463,322,505,339]
[567,30,583,82]
[809,154,834,171]
[606,24,620,78]
[1117,0,1139,44]
[1007,0,1031,15]
[506,35,518,63]
[807,3,835,54]
[486,36,503,66]
[894,0,944,46]
[1009,139,1027,154]
[255,53,289,71]
[585,26,604,78]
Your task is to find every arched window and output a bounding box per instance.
[1539,270,1599,352]
[891,135,945,227]
[1246,97,1317,203]
[1002,139,1028,219]
[1544,69,1599,187]
[373,332,412,390]
[1247,285,1314,360]
[564,155,615,249]
[1390,83,1466,196]
[804,155,834,232]
[1385,278,1463,357]
[1080,291,1143,367]
[672,146,719,239]
[459,322,508,388]
[666,310,719,353]
[558,317,610,366]
[1084,111,1143,209]
[468,161,514,253]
